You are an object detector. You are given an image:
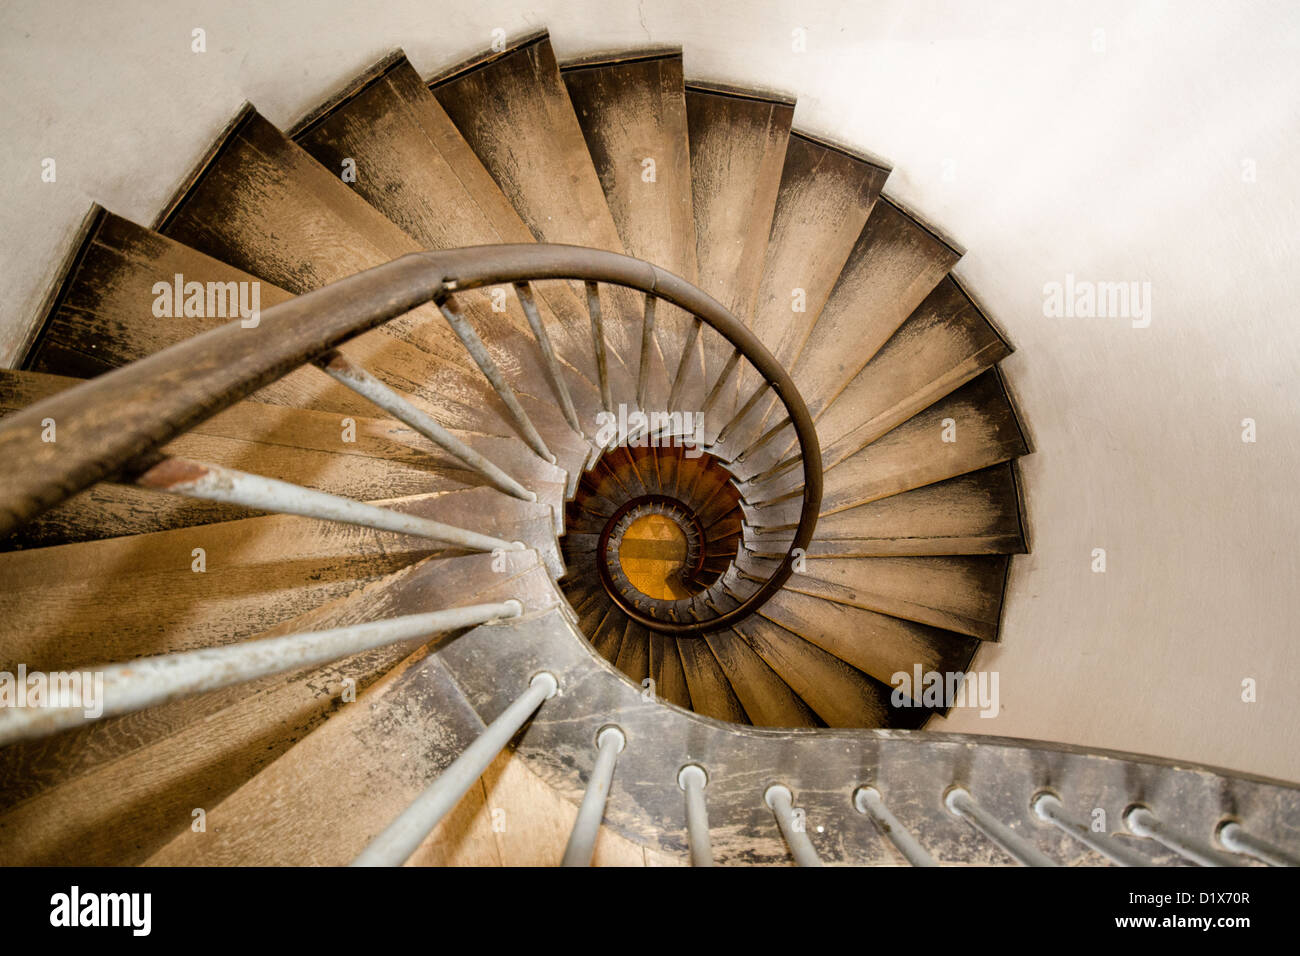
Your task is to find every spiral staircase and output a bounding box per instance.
[0,31,1297,867]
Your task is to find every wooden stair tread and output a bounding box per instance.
[676,638,748,724]
[742,369,1029,523]
[758,587,981,692]
[701,629,817,728]
[744,551,1010,640]
[562,52,701,403]
[292,53,611,424]
[686,85,793,432]
[744,464,1027,556]
[0,486,561,672]
[0,552,554,865]
[141,591,556,866]
[734,615,901,729]
[785,196,962,422]
[648,633,692,709]
[156,108,590,470]
[729,133,889,449]
[431,33,664,406]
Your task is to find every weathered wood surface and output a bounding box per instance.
[685,85,792,434]
[0,485,562,673]
[0,551,553,865]
[432,34,665,408]
[293,54,610,429]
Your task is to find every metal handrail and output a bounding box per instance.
[0,243,821,636]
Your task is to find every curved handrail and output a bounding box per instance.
[0,244,820,634]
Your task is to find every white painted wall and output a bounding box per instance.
[2,0,1298,779]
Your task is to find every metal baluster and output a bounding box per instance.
[136,457,522,553]
[438,295,555,463]
[715,382,771,447]
[315,350,535,502]
[585,281,612,413]
[678,765,714,867]
[0,603,523,747]
[352,672,559,866]
[853,786,936,866]
[764,784,823,866]
[1030,793,1150,866]
[561,726,627,866]
[1216,821,1300,867]
[944,786,1058,866]
[699,348,742,419]
[512,282,581,434]
[636,294,658,413]
[667,317,703,411]
[1124,806,1238,866]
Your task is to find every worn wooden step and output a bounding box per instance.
[676,638,748,723]
[0,550,553,864]
[750,275,1012,480]
[614,620,651,685]
[431,32,665,409]
[143,602,657,867]
[606,445,650,497]
[0,484,561,675]
[744,463,1027,556]
[648,633,692,709]
[155,106,591,473]
[701,629,817,728]
[18,208,591,492]
[575,587,612,635]
[729,133,889,447]
[757,587,980,697]
[728,196,966,479]
[741,550,1010,640]
[789,196,963,419]
[685,83,793,435]
[0,369,566,499]
[21,208,356,412]
[589,603,626,660]
[1,369,566,547]
[742,369,1029,522]
[653,442,684,499]
[562,49,703,410]
[139,572,561,868]
[291,52,609,432]
[734,615,901,728]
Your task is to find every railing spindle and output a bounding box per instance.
[853,786,936,866]
[741,452,802,491]
[1216,821,1300,867]
[136,457,522,553]
[944,786,1058,866]
[352,672,559,866]
[585,281,613,413]
[561,725,627,866]
[667,317,703,411]
[1030,793,1149,866]
[636,294,658,413]
[1124,806,1238,866]
[764,784,823,866]
[315,350,535,502]
[678,764,714,866]
[512,282,582,434]
[438,295,555,463]
[0,603,523,747]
